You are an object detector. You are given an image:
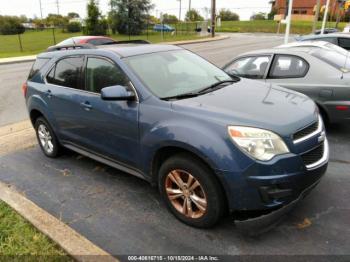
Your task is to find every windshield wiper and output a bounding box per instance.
[161,79,239,101]
[197,79,238,94]
[161,92,202,101]
[198,79,237,94]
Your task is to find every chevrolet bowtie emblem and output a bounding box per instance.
[318,132,326,143]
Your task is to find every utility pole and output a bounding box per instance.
[177,0,182,21]
[284,0,289,18]
[321,0,331,34]
[312,0,321,33]
[284,0,293,44]
[56,0,60,15]
[211,0,216,37]
[189,0,191,11]
[39,0,43,19]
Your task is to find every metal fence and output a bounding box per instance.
[0,21,209,56]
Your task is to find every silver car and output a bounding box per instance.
[224,46,350,123]
[277,40,349,55]
[296,33,350,51]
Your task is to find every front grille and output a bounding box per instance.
[301,142,324,166]
[293,120,319,141]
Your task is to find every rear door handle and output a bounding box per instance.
[80,101,93,111]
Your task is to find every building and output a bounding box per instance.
[270,0,343,21]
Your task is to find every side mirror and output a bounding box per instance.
[101,85,136,101]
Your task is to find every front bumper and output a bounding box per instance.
[217,139,329,211]
[234,178,321,235]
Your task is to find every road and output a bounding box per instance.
[0,62,31,126]
[0,34,349,259]
[0,33,286,127]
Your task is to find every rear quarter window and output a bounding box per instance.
[28,58,50,81]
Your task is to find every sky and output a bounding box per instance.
[0,0,272,21]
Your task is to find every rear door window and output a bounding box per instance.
[338,38,350,50]
[268,55,309,78]
[225,56,271,79]
[85,57,129,93]
[46,56,84,89]
[28,58,50,80]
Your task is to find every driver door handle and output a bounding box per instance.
[80,101,93,111]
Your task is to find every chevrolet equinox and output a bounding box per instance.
[24,44,329,228]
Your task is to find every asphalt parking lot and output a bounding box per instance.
[0,34,349,258]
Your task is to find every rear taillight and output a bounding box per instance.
[22,82,28,97]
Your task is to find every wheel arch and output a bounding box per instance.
[27,95,59,131]
[150,145,229,211]
[29,109,44,125]
[316,102,330,124]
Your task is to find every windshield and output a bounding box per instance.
[124,50,232,98]
[311,48,350,71]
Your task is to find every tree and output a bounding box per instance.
[19,15,28,23]
[219,9,239,21]
[85,0,107,35]
[185,9,204,22]
[32,17,45,29]
[0,15,25,35]
[45,14,68,27]
[161,13,178,24]
[268,8,277,20]
[109,0,154,35]
[250,12,267,20]
[67,22,82,32]
[146,15,160,24]
[67,12,80,19]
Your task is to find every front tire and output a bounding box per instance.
[34,117,61,158]
[159,154,225,228]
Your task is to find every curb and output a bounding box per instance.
[0,35,229,65]
[0,181,118,261]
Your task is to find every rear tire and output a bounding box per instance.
[159,154,225,228]
[34,117,61,158]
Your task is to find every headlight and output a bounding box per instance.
[228,126,289,161]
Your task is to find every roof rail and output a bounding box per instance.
[46,43,95,52]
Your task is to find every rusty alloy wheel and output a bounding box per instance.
[165,169,208,219]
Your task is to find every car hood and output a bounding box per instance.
[171,78,318,137]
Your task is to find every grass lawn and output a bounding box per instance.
[0,200,70,259]
[217,20,347,35]
[0,29,204,58]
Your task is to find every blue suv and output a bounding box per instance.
[24,44,329,228]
